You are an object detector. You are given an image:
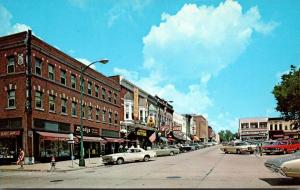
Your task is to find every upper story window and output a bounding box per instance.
[285,125,288,130]
[82,105,86,118]
[80,79,85,92]
[61,98,67,114]
[48,64,55,81]
[71,102,77,116]
[96,109,100,121]
[125,104,130,119]
[139,110,143,121]
[114,93,117,104]
[274,124,278,130]
[35,91,43,109]
[102,110,106,122]
[35,58,42,76]
[95,85,99,98]
[71,74,76,89]
[60,70,66,85]
[279,124,282,130]
[88,82,92,95]
[108,91,112,102]
[7,90,16,108]
[114,113,118,124]
[88,106,92,119]
[7,57,15,74]
[109,112,112,123]
[270,124,273,131]
[49,95,55,112]
[102,88,106,100]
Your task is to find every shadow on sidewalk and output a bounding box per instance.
[260,177,300,186]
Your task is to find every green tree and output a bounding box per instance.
[273,65,300,128]
[218,130,236,142]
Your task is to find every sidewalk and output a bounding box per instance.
[0,157,104,172]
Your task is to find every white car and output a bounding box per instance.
[102,147,157,165]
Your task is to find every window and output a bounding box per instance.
[125,104,130,119]
[96,109,100,121]
[109,112,112,123]
[60,70,66,85]
[82,105,86,118]
[114,93,117,104]
[7,57,15,74]
[71,74,76,89]
[115,113,118,124]
[270,124,273,131]
[88,106,92,119]
[285,125,288,130]
[61,98,67,114]
[102,110,106,122]
[48,64,55,80]
[279,124,282,130]
[95,85,99,98]
[88,82,92,95]
[35,58,42,76]
[8,90,16,108]
[35,91,43,109]
[108,91,112,102]
[274,124,278,130]
[102,88,106,100]
[72,102,77,116]
[80,78,85,92]
[49,95,55,112]
[140,110,143,121]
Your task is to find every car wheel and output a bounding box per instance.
[236,149,241,154]
[169,151,174,156]
[266,152,270,155]
[116,158,124,165]
[250,151,254,154]
[143,155,150,162]
[224,149,228,154]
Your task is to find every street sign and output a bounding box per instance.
[67,140,75,144]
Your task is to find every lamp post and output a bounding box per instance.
[79,59,109,167]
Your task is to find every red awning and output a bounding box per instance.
[76,136,106,143]
[103,137,125,143]
[36,131,71,141]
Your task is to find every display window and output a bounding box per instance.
[0,138,18,159]
[39,138,70,158]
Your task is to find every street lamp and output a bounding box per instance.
[79,59,109,167]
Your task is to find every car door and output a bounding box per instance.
[126,148,137,162]
[134,149,144,160]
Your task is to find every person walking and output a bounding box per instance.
[50,156,56,172]
[16,148,24,169]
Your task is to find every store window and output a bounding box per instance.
[71,74,76,89]
[72,102,77,116]
[61,98,67,114]
[60,70,66,85]
[39,139,70,158]
[7,90,16,108]
[7,56,15,74]
[49,95,55,112]
[48,64,55,81]
[35,91,43,109]
[35,58,42,76]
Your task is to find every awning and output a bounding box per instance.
[192,136,200,141]
[76,136,106,143]
[36,131,72,141]
[159,137,168,142]
[103,137,125,143]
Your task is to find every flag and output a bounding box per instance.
[149,132,156,143]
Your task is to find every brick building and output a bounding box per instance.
[193,115,208,142]
[0,31,121,165]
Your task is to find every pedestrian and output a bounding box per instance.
[50,156,56,172]
[16,148,25,169]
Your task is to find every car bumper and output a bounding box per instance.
[264,163,286,177]
[263,149,282,153]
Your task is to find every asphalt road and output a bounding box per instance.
[1,145,300,188]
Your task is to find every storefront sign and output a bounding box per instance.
[102,129,119,138]
[74,126,100,136]
[137,129,147,137]
[0,131,20,137]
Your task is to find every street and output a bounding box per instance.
[1,145,299,188]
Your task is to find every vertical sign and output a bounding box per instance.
[133,87,139,120]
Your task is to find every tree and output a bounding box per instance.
[273,65,300,128]
[218,130,237,142]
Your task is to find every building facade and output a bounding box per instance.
[0,31,121,165]
[239,117,269,141]
[268,117,299,140]
[193,115,208,142]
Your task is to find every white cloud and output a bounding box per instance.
[75,58,96,69]
[209,114,239,133]
[113,68,139,82]
[0,5,32,36]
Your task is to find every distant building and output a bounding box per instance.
[239,117,268,141]
[268,117,299,140]
[193,115,208,142]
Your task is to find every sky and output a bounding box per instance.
[0,0,299,133]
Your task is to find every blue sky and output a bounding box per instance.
[1,0,299,133]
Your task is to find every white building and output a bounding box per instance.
[239,117,268,141]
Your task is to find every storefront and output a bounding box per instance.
[102,129,124,154]
[33,119,73,162]
[74,125,105,158]
[0,130,22,165]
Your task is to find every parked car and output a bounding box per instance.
[178,144,194,152]
[264,150,300,178]
[102,147,156,165]
[262,139,300,155]
[153,146,180,156]
[190,143,205,149]
[220,141,255,154]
